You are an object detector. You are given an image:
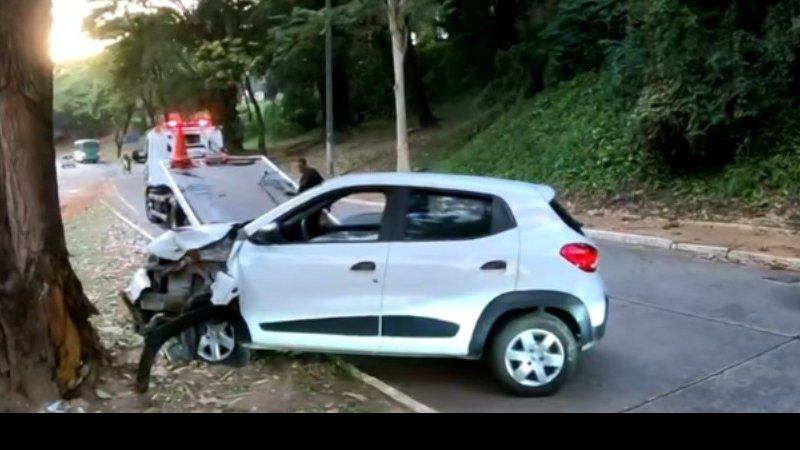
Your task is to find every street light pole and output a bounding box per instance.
[325,0,335,177]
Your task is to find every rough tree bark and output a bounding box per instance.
[404,32,437,128]
[243,77,267,156]
[0,0,102,407]
[387,0,411,172]
[114,106,136,159]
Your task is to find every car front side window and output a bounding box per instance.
[276,190,388,244]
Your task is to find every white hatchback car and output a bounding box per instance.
[124,172,608,396]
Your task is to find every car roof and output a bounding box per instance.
[322,171,555,203]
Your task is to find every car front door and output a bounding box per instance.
[237,187,395,354]
[379,188,519,356]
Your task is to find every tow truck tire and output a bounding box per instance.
[168,201,188,229]
[145,199,161,224]
[145,186,168,224]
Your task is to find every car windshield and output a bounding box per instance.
[76,141,99,151]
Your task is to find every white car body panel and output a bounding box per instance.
[235,240,389,353]
[210,271,238,305]
[511,200,607,328]
[378,229,520,356]
[147,223,233,260]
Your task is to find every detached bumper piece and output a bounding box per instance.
[119,290,147,335]
[134,305,243,393]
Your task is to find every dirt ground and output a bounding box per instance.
[37,206,407,413]
[576,211,800,259]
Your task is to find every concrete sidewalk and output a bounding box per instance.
[579,213,800,273]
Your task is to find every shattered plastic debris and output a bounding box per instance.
[43,400,87,413]
[344,392,368,402]
[95,389,113,400]
[45,400,69,413]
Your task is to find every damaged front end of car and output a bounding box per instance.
[119,223,250,392]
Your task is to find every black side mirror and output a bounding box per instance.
[132,149,146,164]
[249,222,282,245]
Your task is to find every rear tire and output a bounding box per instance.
[488,312,579,397]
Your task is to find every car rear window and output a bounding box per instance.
[549,199,584,235]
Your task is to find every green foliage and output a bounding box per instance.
[542,0,626,82]
[442,71,800,205]
[442,74,641,195]
[606,0,800,170]
[54,55,116,138]
[78,0,800,208]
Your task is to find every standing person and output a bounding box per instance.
[297,157,324,193]
[122,153,132,174]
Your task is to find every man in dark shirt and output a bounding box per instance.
[297,157,324,193]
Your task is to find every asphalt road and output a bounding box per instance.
[62,163,800,413]
[56,159,118,209]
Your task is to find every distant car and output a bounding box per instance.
[60,155,76,169]
[123,172,609,397]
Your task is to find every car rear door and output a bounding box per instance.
[378,188,520,356]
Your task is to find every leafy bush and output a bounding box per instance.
[606,0,800,170]
[543,0,626,82]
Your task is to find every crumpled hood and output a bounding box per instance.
[148,223,235,261]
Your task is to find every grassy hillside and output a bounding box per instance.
[441,73,800,217]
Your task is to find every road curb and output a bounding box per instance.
[726,250,800,272]
[102,201,437,414]
[586,227,800,272]
[334,358,438,413]
[672,243,730,259]
[585,229,674,249]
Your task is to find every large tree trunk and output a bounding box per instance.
[387,0,411,172]
[404,32,437,128]
[210,86,244,153]
[317,57,353,133]
[115,106,136,159]
[374,28,436,129]
[243,77,267,156]
[0,0,101,407]
[494,0,518,50]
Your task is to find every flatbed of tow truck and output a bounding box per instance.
[160,156,297,227]
[140,114,301,228]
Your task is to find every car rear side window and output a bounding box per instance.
[403,190,512,241]
[549,198,584,235]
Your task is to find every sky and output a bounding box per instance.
[51,0,108,63]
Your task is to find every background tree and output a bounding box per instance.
[0,0,101,405]
[387,0,410,171]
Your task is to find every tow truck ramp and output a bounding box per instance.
[162,155,298,226]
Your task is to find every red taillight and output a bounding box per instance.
[560,243,598,272]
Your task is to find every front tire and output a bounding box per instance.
[181,318,250,367]
[488,312,579,397]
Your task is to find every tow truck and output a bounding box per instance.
[137,113,297,229]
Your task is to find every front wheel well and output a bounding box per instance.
[482,307,582,358]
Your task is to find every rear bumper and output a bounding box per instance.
[581,295,608,351]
